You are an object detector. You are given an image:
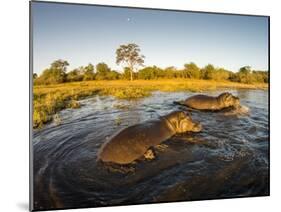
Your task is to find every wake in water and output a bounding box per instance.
[32,89,269,210]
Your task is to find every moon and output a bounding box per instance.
[127,18,131,22]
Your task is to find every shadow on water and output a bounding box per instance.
[32,89,269,210]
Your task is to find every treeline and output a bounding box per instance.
[34,59,268,85]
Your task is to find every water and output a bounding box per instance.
[32,89,269,210]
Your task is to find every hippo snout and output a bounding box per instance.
[192,122,202,132]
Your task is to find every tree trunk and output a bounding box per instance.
[130,65,133,81]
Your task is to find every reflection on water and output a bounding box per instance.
[33,89,269,210]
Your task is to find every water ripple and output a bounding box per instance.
[33,89,269,210]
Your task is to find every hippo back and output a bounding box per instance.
[97,120,174,164]
[185,95,220,110]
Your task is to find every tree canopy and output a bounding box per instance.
[34,59,69,85]
[116,43,145,81]
[34,57,268,85]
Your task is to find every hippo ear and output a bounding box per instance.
[219,92,229,100]
[178,112,186,121]
[224,93,233,101]
[181,110,191,119]
[186,111,192,118]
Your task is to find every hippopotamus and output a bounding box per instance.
[97,111,202,165]
[176,92,240,111]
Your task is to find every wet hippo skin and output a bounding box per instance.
[177,92,240,111]
[97,111,202,164]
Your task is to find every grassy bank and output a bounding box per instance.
[33,79,268,128]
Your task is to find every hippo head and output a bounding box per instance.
[218,92,240,108]
[165,111,202,133]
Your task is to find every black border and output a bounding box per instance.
[29,1,270,211]
[29,1,34,211]
[31,0,269,17]
[268,16,270,197]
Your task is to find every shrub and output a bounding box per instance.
[66,70,83,82]
[183,62,201,79]
[34,68,66,85]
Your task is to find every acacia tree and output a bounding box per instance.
[116,43,145,81]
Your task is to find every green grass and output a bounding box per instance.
[33,79,268,128]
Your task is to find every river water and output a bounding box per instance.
[32,89,269,210]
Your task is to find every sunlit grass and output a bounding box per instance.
[33,79,268,128]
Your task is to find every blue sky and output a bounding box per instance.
[32,2,268,74]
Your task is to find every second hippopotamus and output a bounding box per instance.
[177,92,240,111]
